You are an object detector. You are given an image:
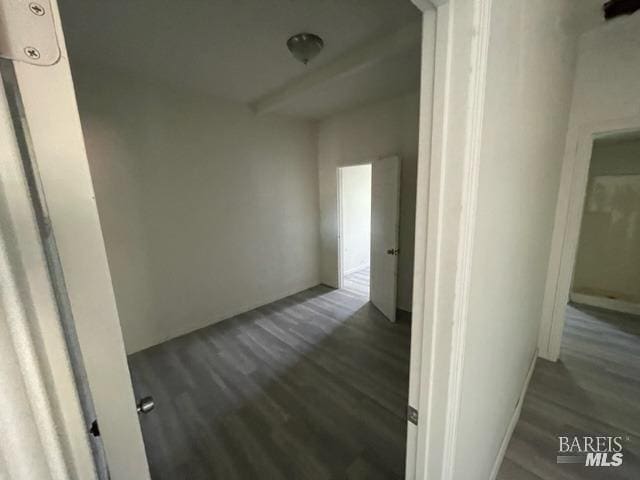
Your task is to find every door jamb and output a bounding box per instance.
[538,116,640,361]
[407,0,493,479]
[337,167,345,289]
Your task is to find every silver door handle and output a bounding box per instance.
[137,396,155,414]
[386,248,399,255]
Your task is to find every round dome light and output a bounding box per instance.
[286,33,324,65]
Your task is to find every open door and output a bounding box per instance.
[370,156,401,321]
[0,0,150,478]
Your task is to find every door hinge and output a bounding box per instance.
[0,0,60,65]
[407,405,418,425]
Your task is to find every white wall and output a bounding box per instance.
[572,138,640,304]
[452,1,591,478]
[72,65,320,353]
[318,93,419,311]
[340,164,372,276]
[539,10,640,359]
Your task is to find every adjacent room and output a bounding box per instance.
[571,135,640,313]
[339,163,373,298]
[499,133,640,478]
[57,0,426,477]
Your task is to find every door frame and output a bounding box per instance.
[407,0,493,479]
[1,0,496,478]
[537,116,640,361]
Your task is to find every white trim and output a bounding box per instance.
[405,7,437,477]
[489,350,537,480]
[569,293,640,316]
[414,3,452,474]
[337,167,345,289]
[441,0,492,476]
[406,0,494,478]
[538,118,640,361]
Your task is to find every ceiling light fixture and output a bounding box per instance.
[286,33,324,65]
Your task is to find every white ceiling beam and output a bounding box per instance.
[250,21,422,115]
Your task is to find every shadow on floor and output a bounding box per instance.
[128,284,411,480]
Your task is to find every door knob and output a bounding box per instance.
[137,396,155,414]
[386,248,399,255]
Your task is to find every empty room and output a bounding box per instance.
[4,1,640,480]
[53,0,424,478]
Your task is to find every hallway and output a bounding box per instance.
[498,304,640,479]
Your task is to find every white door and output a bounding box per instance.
[370,156,401,321]
[0,1,150,478]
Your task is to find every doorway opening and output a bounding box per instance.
[562,131,640,357]
[338,163,372,299]
[338,157,402,322]
[529,131,640,474]
[51,0,425,477]
[545,129,640,354]
[569,134,640,315]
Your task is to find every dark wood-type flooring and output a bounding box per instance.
[497,304,640,480]
[128,284,410,480]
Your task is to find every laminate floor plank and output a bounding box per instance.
[497,304,640,480]
[128,284,410,479]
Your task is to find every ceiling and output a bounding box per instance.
[59,0,422,119]
[596,129,640,146]
[275,45,421,119]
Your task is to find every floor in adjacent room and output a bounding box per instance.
[128,283,410,480]
[343,266,370,298]
[497,304,640,479]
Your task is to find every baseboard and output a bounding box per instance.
[128,280,321,354]
[489,349,538,480]
[569,292,640,316]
